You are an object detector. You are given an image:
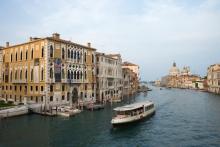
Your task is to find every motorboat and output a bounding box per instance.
[111,101,155,126]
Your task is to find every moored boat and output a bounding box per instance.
[111,101,155,126]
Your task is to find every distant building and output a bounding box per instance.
[0,46,4,100]
[161,62,201,89]
[169,62,180,76]
[122,61,140,80]
[207,64,220,94]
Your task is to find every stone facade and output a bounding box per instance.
[207,64,220,94]
[96,53,123,103]
[1,33,96,109]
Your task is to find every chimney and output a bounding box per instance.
[52,33,60,39]
[29,37,33,41]
[87,42,91,48]
[6,42,9,47]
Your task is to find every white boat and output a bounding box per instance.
[0,106,29,118]
[111,101,155,125]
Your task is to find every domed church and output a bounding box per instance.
[169,62,180,76]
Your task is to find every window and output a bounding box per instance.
[62,69,65,79]
[41,86,44,91]
[68,49,70,58]
[15,86,17,91]
[31,69,33,81]
[74,51,76,59]
[84,52,87,63]
[50,45,53,58]
[31,86,33,91]
[84,71,87,79]
[50,85,53,92]
[62,48,65,59]
[77,71,80,79]
[85,85,87,90]
[62,95,65,100]
[31,49,33,59]
[71,50,73,59]
[50,68,53,79]
[74,71,76,79]
[41,68,44,81]
[20,70,22,80]
[62,85,65,91]
[20,51,22,60]
[26,50,28,60]
[16,52,18,61]
[92,54,94,63]
[25,70,27,80]
[20,86,22,91]
[11,54,13,62]
[41,46,44,57]
[41,96,44,102]
[10,71,12,82]
[50,96,53,101]
[68,70,70,79]
[36,86,38,91]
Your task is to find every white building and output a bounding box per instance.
[96,53,123,103]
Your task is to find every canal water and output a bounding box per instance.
[1,87,220,147]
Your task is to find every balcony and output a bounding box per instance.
[12,79,27,83]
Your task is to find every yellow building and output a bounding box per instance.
[1,33,96,109]
[0,46,3,100]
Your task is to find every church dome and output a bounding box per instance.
[169,62,180,76]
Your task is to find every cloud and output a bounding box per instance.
[0,0,220,80]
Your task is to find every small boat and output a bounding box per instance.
[111,101,155,126]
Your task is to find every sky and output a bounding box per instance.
[0,0,220,81]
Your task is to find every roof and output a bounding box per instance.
[114,101,154,111]
[122,61,138,66]
[2,34,96,51]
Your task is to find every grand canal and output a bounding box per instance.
[1,86,220,147]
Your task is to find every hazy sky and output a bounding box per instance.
[0,0,220,80]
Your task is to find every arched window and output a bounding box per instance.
[84,71,87,79]
[31,49,33,59]
[71,50,73,59]
[42,46,44,57]
[15,70,17,80]
[92,54,94,63]
[20,70,22,80]
[84,52,87,63]
[77,71,80,79]
[71,71,73,79]
[68,49,70,58]
[25,69,27,80]
[50,68,53,79]
[31,69,33,81]
[11,54,13,62]
[74,51,77,59]
[62,48,65,59]
[20,51,22,60]
[77,52,80,60]
[26,50,28,60]
[41,68,44,81]
[80,71,83,79]
[16,52,18,61]
[50,45,53,58]
[62,69,65,79]
[10,71,12,82]
[74,71,77,79]
[67,70,70,79]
